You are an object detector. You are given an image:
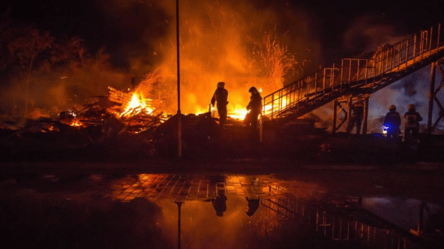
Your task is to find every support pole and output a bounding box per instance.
[416,201,426,236]
[176,202,183,249]
[259,114,263,143]
[363,97,369,135]
[428,62,436,135]
[347,96,353,134]
[176,0,182,157]
[332,100,337,134]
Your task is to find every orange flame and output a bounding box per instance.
[70,119,83,127]
[120,93,154,118]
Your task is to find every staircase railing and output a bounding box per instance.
[263,23,443,120]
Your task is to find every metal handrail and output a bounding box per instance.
[263,23,443,121]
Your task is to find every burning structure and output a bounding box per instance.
[1,0,313,130]
[3,1,444,163]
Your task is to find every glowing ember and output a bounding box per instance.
[120,93,154,118]
[70,119,83,127]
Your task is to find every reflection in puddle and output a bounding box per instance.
[2,173,443,248]
[106,174,442,249]
[361,197,443,234]
[108,174,287,203]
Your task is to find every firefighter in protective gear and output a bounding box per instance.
[347,100,364,135]
[404,104,422,140]
[384,105,401,140]
[211,82,228,126]
[244,87,262,131]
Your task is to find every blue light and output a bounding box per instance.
[382,125,390,134]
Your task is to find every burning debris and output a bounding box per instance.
[0,0,322,161]
[107,86,168,133]
[0,80,268,161]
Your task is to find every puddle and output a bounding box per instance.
[0,173,442,249]
[361,197,442,232]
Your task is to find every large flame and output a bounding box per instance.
[120,93,154,118]
[134,1,300,119]
[229,105,249,120]
[117,2,306,122]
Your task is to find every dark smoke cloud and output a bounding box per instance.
[93,0,170,69]
[342,15,406,56]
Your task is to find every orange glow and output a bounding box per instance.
[263,98,288,117]
[229,105,249,120]
[195,104,248,121]
[120,92,154,118]
[110,3,299,122]
[70,119,83,127]
[137,2,299,117]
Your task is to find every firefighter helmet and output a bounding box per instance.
[408,104,415,111]
[217,82,225,88]
[389,105,396,111]
[249,87,258,93]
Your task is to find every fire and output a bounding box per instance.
[144,1,300,116]
[70,119,83,127]
[229,106,249,120]
[120,93,154,118]
[195,104,247,121]
[108,2,301,123]
[263,98,288,117]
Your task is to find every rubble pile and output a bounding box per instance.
[0,86,255,161]
[0,84,331,162]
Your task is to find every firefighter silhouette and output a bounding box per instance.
[347,100,364,134]
[211,82,228,127]
[384,105,401,140]
[244,87,262,131]
[404,104,422,140]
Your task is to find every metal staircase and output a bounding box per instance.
[263,23,444,123]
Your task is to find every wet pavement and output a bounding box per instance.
[0,171,443,249]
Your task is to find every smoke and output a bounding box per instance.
[1,0,321,119]
[0,49,130,118]
[94,1,444,133]
[342,15,406,56]
[369,66,444,133]
[308,17,434,133]
[96,0,321,114]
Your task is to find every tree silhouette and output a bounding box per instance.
[8,26,54,117]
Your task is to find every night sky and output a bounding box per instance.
[2,0,443,69]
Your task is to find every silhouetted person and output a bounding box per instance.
[404,104,422,140]
[244,87,262,132]
[384,105,401,140]
[212,191,227,217]
[246,197,260,217]
[211,82,228,127]
[348,100,364,135]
